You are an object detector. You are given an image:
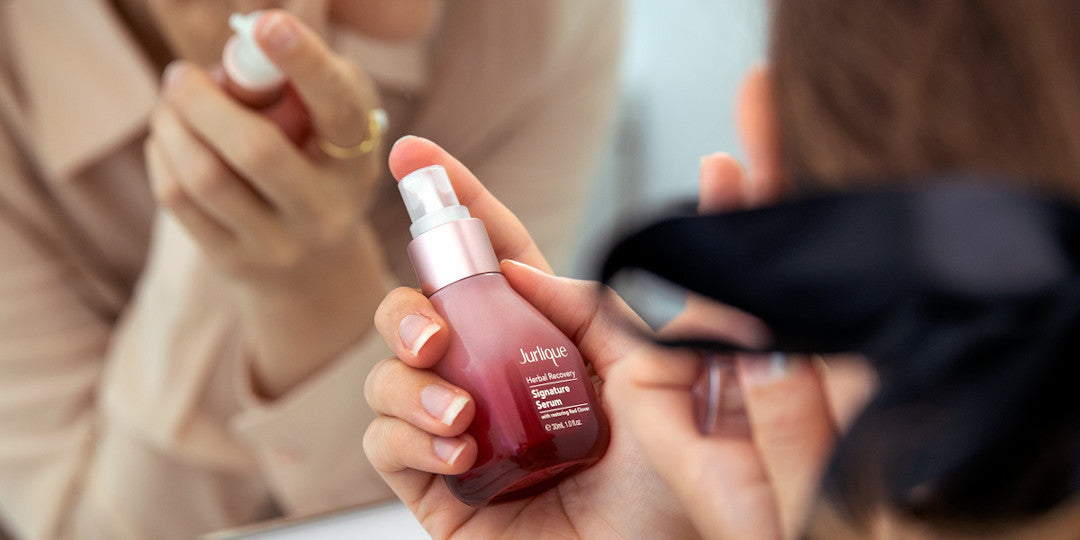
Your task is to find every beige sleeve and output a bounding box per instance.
[100,216,395,533]
[229,329,393,516]
[0,142,390,539]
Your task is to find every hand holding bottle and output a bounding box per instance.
[214,11,312,144]
[363,136,697,538]
[603,152,881,539]
[145,9,388,397]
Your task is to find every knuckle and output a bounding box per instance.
[341,110,370,142]
[153,176,187,211]
[750,391,819,445]
[233,135,281,174]
[362,419,388,467]
[185,158,227,199]
[332,56,359,80]
[364,357,399,410]
[759,413,817,451]
[375,286,426,336]
[377,287,420,318]
[311,209,355,246]
[165,71,198,108]
[363,417,404,471]
[327,57,361,94]
[321,59,370,128]
[157,184,187,211]
[264,239,303,271]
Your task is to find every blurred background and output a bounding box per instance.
[573,0,768,277]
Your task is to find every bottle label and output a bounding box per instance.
[519,347,593,434]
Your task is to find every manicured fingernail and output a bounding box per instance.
[433,437,467,465]
[260,13,297,53]
[399,314,440,357]
[741,352,792,384]
[500,259,544,275]
[421,385,469,426]
[162,61,184,90]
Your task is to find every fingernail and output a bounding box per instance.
[399,314,440,357]
[421,385,469,426]
[499,259,543,275]
[162,61,184,90]
[740,352,792,384]
[392,134,417,150]
[260,13,297,53]
[433,437,467,465]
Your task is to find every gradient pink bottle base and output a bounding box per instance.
[398,165,610,506]
[429,273,609,506]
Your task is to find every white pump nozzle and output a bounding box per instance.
[224,11,284,90]
[399,165,472,238]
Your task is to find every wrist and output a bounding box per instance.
[239,225,392,398]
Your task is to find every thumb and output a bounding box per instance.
[500,259,647,377]
[698,152,749,213]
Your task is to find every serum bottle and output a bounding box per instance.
[222,11,285,108]
[399,165,610,506]
[221,12,310,144]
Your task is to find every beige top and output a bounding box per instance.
[0,1,622,539]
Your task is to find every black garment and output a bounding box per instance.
[600,178,1080,523]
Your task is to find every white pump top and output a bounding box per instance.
[224,12,284,89]
[399,165,472,238]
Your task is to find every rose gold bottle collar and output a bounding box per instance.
[407,218,500,296]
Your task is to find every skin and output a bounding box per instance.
[364,136,697,539]
[142,3,441,398]
[366,67,1079,539]
[603,68,845,540]
[115,0,443,67]
[363,68,873,539]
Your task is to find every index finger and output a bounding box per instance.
[255,10,380,147]
[162,62,315,217]
[388,136,552,273]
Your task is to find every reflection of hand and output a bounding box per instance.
[147,9,381,283]
[608,345,835,539]
[145,10,388,397]
[606,153,853,539]
[362,137,696,539]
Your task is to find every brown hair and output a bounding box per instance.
[769,1,1080,531]
[770,1,1080,200]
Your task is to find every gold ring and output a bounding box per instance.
[317,108,388,159]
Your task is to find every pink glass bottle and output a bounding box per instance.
[399,165,610,506]
[221,11,310,144]
[222,12,286,108]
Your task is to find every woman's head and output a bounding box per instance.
[764,1,1080,199]
[741,1,1080,535]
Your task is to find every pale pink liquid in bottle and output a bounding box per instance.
[401,166,610,506]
